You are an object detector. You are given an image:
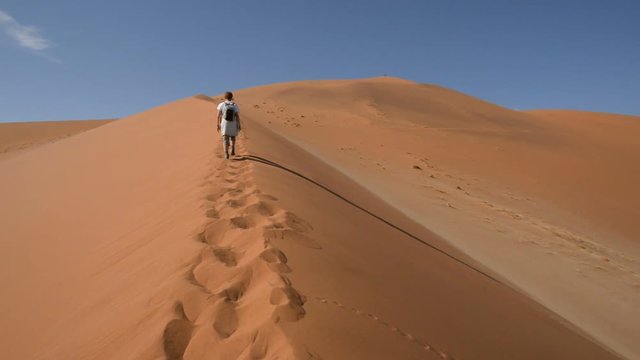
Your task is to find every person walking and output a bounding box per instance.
[217,91,241,159]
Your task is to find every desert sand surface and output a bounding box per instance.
[0,78,636,359]
[238,77,640,359]
[0,119,115,159]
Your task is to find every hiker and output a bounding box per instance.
[217,91,241,159]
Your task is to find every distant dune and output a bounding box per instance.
[0,119,115,159]
[0,77,637,359]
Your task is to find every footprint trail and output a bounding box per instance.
[162,139,311,359]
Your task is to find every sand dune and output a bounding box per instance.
[0,78,636,359]
[0,119,114,159]
[238,77,640,358]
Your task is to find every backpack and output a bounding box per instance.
[223,102,236,121]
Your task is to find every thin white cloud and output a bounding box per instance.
[0,9,52,52]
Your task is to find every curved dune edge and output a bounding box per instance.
[0,78,635,359]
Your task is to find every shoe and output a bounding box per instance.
[225,153,229,159]
[231,150,236,156]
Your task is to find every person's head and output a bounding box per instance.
[224,92,233,101]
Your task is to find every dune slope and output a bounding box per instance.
[0,119,115,159]
[0,99,215,359]
[238,119,621,359]
[236,77,640,359]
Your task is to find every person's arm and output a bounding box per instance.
[217,110,222,132]
[236,113,241,131]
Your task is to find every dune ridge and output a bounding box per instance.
[164,140,309,359]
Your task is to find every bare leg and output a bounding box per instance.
[230,136,236,155]
[223,135,230,158]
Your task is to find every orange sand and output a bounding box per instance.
[0,119,114,159]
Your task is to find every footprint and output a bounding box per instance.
[260,247,288,263]
[229,161,251,172]
[163,319,193,360]
[205,208,220,219]
[193,258,250,295]
[230,216,253,229]
[202,216,255,245]
[226,188,245,197]
[225,198,246,209]
[271,211,313,233]
[243,200,277,217]
[264,228,322,250]
[260,247,291,273]
[219,283,245,302]
[213,302,239,339]
[271,285,306,322]
[213,247,237,267]
[217,181,249,192]
[209,191,245,208]
[227,164,251,176]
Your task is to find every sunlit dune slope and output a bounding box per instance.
[0,119,115,159]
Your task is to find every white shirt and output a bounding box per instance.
[217,100,240,136]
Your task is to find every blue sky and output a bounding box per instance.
[0,0,638,122]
